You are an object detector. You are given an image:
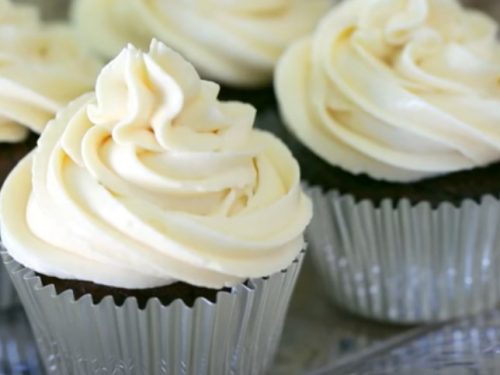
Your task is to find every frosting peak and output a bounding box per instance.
[1,41,312,289]
[276,0,500,182]
[88,43,254,153]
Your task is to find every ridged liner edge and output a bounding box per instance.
[2,251,304,375]
[307,186,500,324]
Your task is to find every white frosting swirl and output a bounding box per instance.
[276,0,500,182]
[0,41,312,289]
[0,0,100,143]
[71,0,332,87]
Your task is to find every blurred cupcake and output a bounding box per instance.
[70,0,332,110]
[0,0,100,310]
[275,0,500,323]
[1,40,312,374]
[0,0,100,142]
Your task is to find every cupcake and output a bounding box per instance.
[275,0,500,323]
[1,40,312,374]
[0,0,100,142]
[0,0,100,309]
[70,0,332,110]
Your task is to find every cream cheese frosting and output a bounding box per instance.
[276,0,500,182]
[0,0,100,143]
[0,40,312,289]
[71,0,332,87]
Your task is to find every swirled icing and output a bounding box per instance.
[0,41,312,289]
[276,0,500,182]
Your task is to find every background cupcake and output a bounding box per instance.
[1,40,312,374]
[70,0,332,110]
[0,0,100,310]
[275,0,500,323]
[0,0,100,142]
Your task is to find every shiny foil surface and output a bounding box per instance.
[307,188,500,323]
[3,251,304,375]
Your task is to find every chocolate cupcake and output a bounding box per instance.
[275,0,500,323]
[69,0,332,111]
[0,0,100,309]
[1,40,312,374]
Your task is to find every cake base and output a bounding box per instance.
[297,140,500,206]
[39,274,231,309]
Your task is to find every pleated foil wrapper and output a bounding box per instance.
[2,251,304,375]
[307,187,500,324]
[0,263,17,310]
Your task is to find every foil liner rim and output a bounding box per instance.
[305,183,500,210]
[1,248,304,310]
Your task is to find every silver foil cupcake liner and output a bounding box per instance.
[0,263,17,310]
[307,187,500,324]
[3,251,304,375]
